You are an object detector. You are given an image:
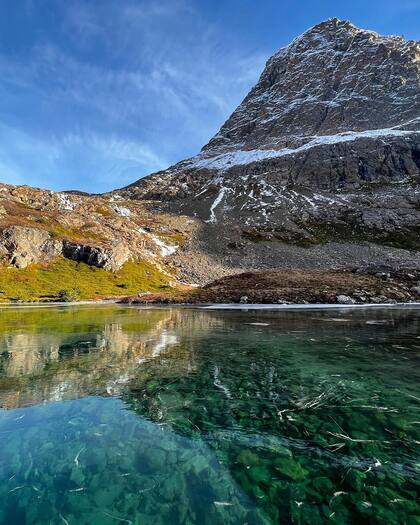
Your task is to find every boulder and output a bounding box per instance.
[62,240,131,271]
[0,226,62,268]
[336,294,356,305]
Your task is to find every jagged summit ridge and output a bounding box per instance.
[202,18,419,155]
[287,18,401,50]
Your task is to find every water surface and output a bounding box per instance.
[0,305,419,524]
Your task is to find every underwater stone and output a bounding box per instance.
[346,470,366,492]
[248,465,271,484]
[69,466,85,486]
[237,449,260,467]
[145,448,167,470]
[190,455,209,476]
[311,476,334,496]
[159,474,186,502]
[274,457,308,481]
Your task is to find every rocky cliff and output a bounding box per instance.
[119,19,420,281]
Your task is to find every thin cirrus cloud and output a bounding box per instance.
[0,0,264,192]
[0,0,266,192]
[0,122,167,192]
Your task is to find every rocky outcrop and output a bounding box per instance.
[62,240,131,271]
[0,226,62,268]
[0,183,194,275]
[0,184,190,274]
[0,225,131,271]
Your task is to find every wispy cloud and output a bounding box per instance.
[0,0,268,191]
[0,122,168,192]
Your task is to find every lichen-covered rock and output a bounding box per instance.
[0,225,132,272]
[0,226,62,268]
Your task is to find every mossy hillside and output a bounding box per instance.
[30,214,106,244]
[0,258,172,302]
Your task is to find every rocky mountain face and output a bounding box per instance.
[120,18,420,281]
[0,19,419,295]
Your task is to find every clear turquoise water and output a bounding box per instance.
[0,305,419,524]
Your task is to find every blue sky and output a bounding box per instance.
[0,0,419,192]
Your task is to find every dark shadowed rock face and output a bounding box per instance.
[62,241,131,272]
[121,19,420,258]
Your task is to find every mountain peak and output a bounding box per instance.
[296,17,400,41]
[309,17,360,33]
[201,19,419,154]
[121,19,419,270]
[284,18,399,57]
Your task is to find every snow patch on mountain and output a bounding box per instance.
[188,128,419,172]
[150,235,178,257]
[207,187,227,223]
[58,193,77,211]
[112,205,131,217]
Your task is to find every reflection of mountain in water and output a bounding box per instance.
[0,306,419,525]
[1,306,419,411]
[0,307,213,408]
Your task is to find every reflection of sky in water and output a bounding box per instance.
[0,306,419,524]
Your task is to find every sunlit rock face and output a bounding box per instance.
[122,19,420,267]
[204,18,419,153]
[0,183,194,274]
[0,226,62,268]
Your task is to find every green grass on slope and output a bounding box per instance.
[0,258,171,302]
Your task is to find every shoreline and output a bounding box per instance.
[201,302,420,310]
[1,301,420,310]
[0,300,118,308]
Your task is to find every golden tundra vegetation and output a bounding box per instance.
[0,259,173,303]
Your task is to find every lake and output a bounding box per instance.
[0,305,419,524]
